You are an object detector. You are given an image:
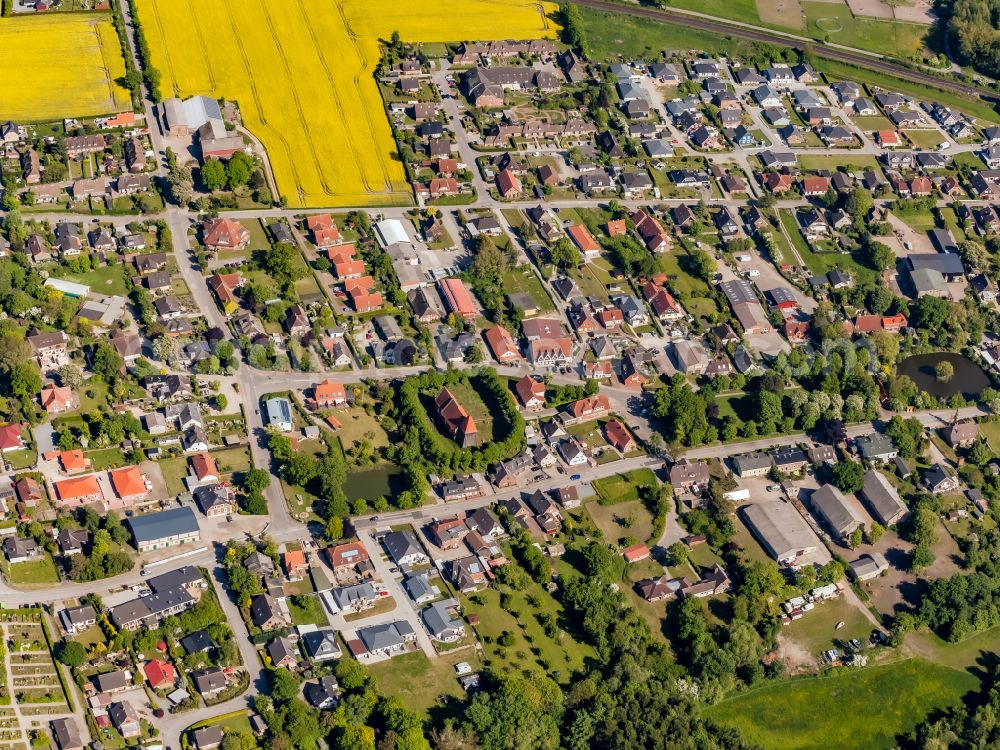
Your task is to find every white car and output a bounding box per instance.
[747,269,761,278]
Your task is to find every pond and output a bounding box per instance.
[897,352,990,399]
[343,464,405,502]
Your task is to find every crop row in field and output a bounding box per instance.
[136,0,555,207]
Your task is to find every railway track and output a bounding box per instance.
[573,0,1000,104]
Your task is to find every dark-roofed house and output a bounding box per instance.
[733,453,772,478]
[356,620,416,659]
[191,667,227,697]
[382,529,428,568]
[811,484,864,539]
[108,701,140,739]
[190,726,223,750]
[250,594,289,630]
[856,433,898,463]
[305,676,340,710]
[301,629,343,662]
[669,459,709,492]
[267,636,298,669]
[51,718,84,750]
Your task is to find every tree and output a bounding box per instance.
[867,241,895,272]
[913,295,950,330]
[201,159,227,191]
[152,336,179,365]
[324,515,343,541]
[9,362,41,400]
[935,360,955,383]
[92,343,124,382]
[832,459,864,493]
[226,152,254,189]
[243,468,271,494]
[57,364,84,389]
[848,527,863,549]
[691,249,716,282]
[868,522,885,544]
[549,238,581,269]
[57,640,86,667]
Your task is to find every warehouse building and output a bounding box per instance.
[810,484,865,539]
[860,470,908,526]
[742,501,817,564]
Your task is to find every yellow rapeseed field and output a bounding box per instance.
[0,14,131,122]
[136,0,555,207]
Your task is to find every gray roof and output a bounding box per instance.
[191,667,226,694]
[332,582,376,609]
[908,253,964,277]
[733,453,772,473]
[267,636,297,666]
[860,470,908,525]
[856,433,896,459]
[421,599,463,637]
[128,507,199,544]
[743,501,816,562]
[301,629,341,660]
[358,620,414,652]
[811,484,864,537]
[146,565,203,593]
[51,718,83,750]
[265,397,293,426]
[404,573,437,602]
[382,529,424,565]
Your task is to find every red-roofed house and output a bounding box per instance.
[631,209,670,253]
[801,176,830,196]
[306,214,341,247]
[514,376,545,410]
[876,130,901,147]
[435,388,479,448]
[428,178,459,199]
[784,320,810,344]
[853,314,883,334]
[763,173,793,193]
[623,543,650,563]
[202,219,250,250]
[109,466,148,505]
[54,475,104,506]
[496,169,522,199]
[283,550,308,578]
[882,314,907,332]
[566,224,600,258]
[309,379,347,409]
[59,450,91,474]
[605,418,635,453]
[143,659,176,690]
[207,273,243,315]
[0,424,25,453]
[40,385,78,414]
[606,219,627,237]
[483,325,521,363]
[564,394,611,423]
[191,453,219,483]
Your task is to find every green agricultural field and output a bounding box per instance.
[670,0,761,25]
[581,6,727,60]
[592,468,658,505]
[708,658,978,750]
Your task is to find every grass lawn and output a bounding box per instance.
[567,263,610,303]
[502,266,555,313]
[61,263,128,296]
[781,597,874,655]
[287,594,328,627]
[369,650,474,722]
[587,498,658,546]
[802,2,927,58]
[893,207,937,232]
[795,154,881,172]
[85,447,126,471]
[707,658,978,750]
[210,447,253,475]
[954,151,986,170]
[907,626,1000,671]
[4,449,35,470]
[77,378,112,414]
[592,468,658,505]
[851,115,895,132]
[433,378,500,445]
[5,556,60,585]
[189,711,253,736]
[904,129,946,149]
[670,0,760,24]
[937,207,966,242]
[158,456,189,496]
[463,583,593,683]
[977,419,1000,452]
[659,250,720,318]
[779,210,878,285]
[333,406,391,453]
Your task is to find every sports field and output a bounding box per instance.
[0,14,130,121]
[136,0,554,207]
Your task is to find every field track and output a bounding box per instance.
[572,0,1000,103]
